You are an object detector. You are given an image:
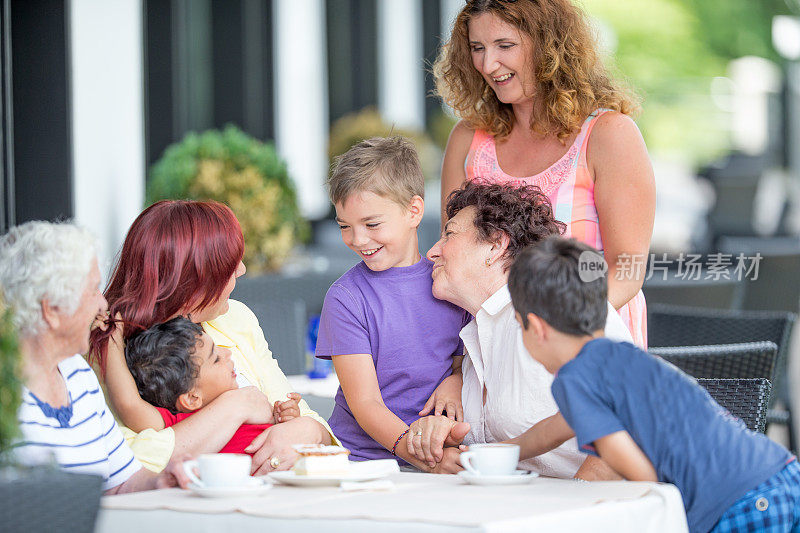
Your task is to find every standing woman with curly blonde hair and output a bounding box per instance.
[434,0,655,346]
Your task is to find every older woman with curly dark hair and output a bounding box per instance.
[409,182,632,478]
[434,0,655,347]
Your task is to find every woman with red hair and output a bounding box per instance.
[90,200,334,475]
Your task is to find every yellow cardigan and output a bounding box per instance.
[119,299,337,472]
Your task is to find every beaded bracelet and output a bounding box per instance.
[391,428,410,456]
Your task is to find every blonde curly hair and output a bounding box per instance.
[433,0,640,141]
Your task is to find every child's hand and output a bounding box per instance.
[273,392,302,423]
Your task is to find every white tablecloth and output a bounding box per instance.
[96,472,688,533]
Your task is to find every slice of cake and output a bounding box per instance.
[292,445,351,476]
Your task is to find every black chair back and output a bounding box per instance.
[648,304,795,391]
[696,378,772,433]
[650,341,778,381]
[643,277,743,310]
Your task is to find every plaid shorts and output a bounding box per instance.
[711,460,800,532]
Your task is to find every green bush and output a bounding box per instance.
[147,125,308,273]
[329,107,442,183]
[0,304,21,464]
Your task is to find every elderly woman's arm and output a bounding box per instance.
[104,455,193,495]
[590,113,656,310]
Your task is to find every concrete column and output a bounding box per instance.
[69,0,145,274]
[440,0,464,40]
[273,0,329,220]
[728,56,781,156]
[377,0,425,130]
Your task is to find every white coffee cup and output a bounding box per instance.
[460,443,520,476]
[183,454,251,488]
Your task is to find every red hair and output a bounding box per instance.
[89,200,244,370]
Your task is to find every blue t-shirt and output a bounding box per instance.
[552,338,792,533]
[316,258,469,462]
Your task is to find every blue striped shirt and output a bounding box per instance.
[15,354,141,490]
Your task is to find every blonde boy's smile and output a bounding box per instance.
[335,191,423,272]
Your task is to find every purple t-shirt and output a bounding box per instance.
[316,257,468,462]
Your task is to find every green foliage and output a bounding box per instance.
[679,0,793,62]
[329,107,442,182]
[428,108,459,152]
[0,306,21,464]
[582,0,795,164]
[147,125,309,273]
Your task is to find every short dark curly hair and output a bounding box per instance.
[125,317,204,413]
[445,181,566,269]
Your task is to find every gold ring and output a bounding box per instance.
[270,456,280,468]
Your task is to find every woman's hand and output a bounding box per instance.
[233,386,274,425]
[244,416,328,475]
[407,415,470,467]
[273,392,302,423]
[419,373,463,421]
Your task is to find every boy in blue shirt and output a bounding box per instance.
[507,236,800,533]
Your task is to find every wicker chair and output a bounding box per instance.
[696,378,772,433]
[648,304,796,449]
[643,276,743,310]
[649,342,778,381]
[231,271,344,375]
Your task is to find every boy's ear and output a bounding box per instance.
[407,195,424,226]
[176,389,203,413]
[526,312,548,341]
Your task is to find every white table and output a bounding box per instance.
[96,472,688,533]
[287,373,339,419]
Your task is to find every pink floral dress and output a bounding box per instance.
[464,109,647,347]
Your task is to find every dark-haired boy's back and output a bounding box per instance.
[552,338,794,532]
[508,236,800,533]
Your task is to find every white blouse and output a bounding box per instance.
[460,285,633,478]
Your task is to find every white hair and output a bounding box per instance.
[0,221,97,338]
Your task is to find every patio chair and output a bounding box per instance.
[716,236,800,313]
[649,341,778,381]
[244,299,307,375]
[648,304,796,450]
[642,276,743,310]
[231,271,344,375]
[696,378,772,433]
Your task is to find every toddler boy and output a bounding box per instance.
[125,317,300,455]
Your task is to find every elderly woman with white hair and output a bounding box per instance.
[0,220,189,493]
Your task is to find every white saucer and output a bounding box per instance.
[458,470,539,486]
[269,459,399,487]
[188,476,272,498]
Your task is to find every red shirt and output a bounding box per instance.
[156,407,273,455]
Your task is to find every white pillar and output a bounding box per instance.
[440,0,464,40]
[728,56,781,156]
[69,0,145,275]
[274,0,329,220]
[377,0,425,130]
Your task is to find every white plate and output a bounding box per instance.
[269,459,399,487]
[458,469,539,486]
[188,477,272,498]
